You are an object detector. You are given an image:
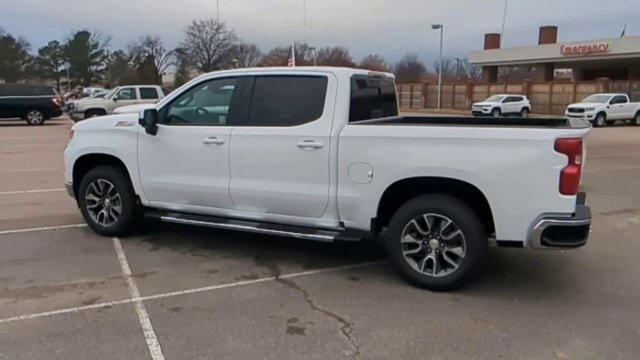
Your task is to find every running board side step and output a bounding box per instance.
[148,211,344,242]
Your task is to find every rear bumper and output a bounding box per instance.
[529,193,591,249]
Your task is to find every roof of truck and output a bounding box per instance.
[191,67,395,80]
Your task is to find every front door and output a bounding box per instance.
[138,77,239,210]
[229,74,335,218]
[112,87,139,109]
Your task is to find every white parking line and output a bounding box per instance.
[0,260,382,325]
[0,224,87,236]
[0,167,63,173]
[0,188,65,196]
[0,143,67,148]
[113,237,165,360]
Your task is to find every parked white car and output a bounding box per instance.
[472,94,531,117]
[68,85,165,122]
[64,67,591,290]
[565,93,640,127]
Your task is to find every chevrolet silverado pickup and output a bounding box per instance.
[64,67,592,290]
[566,93,640,127]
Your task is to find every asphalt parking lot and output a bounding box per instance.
[1,117,639,359]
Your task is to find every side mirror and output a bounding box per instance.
[139,109,159,135]
[113,95,120,102]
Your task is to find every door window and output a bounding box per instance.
[247,76,328,126]
[116,87,137,100]
[610,95,628,104]
[140,87,159,100]
[349,76,398,122]
[163,78,237,125]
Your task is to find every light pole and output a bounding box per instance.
[308,47,317,66]
[431,23,443,110]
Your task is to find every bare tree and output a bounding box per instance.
[316,46,356,67]
[129,35,175,84]
[228,43,262,68]
[394,54,427,83]
[359,54,390,72]
[180,19,238,72]
[432,58,458,82]
[261,43,314,67]
[460,59,481,81]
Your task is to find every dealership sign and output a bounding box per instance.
[561,42,610,56]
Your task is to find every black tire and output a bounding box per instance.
[85,109,106,118]
[491,108,501,117]
[385,194,487,291]
[520,108,529,118]
[593,112,606,127]
[24,109,46,125]
[77,166,139,236]
[632,112,640,126]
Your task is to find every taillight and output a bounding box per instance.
[554,138,583,195]
[52,97,62,107]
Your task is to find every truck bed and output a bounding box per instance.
[352,116,590,129]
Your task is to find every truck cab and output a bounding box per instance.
[68,85,165,122]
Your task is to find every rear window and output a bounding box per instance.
[140,87,159,100]
[247,76,328,126]
[349,76,398,122]
[0,84,56,96]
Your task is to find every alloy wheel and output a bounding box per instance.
[27,110,44,125]
[84,179,122,227]
[400,213,467,277]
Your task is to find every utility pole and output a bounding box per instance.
[302,0,307,43]
[431,24,444,110]
[217,0,220,23]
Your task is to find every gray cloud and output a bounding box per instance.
[1,0,638,68]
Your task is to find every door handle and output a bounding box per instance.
[202,136,225,145]
[297,140,324,149]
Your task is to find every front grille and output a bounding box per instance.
[567,107,585,114]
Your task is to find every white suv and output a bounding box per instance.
[472,94,531,118]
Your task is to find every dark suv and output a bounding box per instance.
[0,84,63,125]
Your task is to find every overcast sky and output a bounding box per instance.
[2,0,639,68]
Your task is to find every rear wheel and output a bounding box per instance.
[25,109,45,125]
[632,112,640,126]
[520,108,529,118]
[491,108,501,117]
[385,194,487,291]
[78,166,139,236]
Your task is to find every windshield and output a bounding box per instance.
[485,95,505,102]
[103,88,119,100]
[581,95,611,103]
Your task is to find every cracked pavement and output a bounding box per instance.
[1,118,640,359]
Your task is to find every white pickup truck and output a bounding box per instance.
[64,67,591,290]
[565,93,640,127]
[67,85,165,121]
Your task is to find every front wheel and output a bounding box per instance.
[491,108,501,117]
[593,113,606,127]
[385,194,487,291]
[25,109,46,125]
[78,166,139,236]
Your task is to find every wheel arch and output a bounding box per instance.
[84,107,108,117]
[375,177,495,237]
[72,153,133,198]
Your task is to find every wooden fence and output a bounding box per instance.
[397,79,640,115]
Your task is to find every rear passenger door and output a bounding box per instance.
[229,74,336,218]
